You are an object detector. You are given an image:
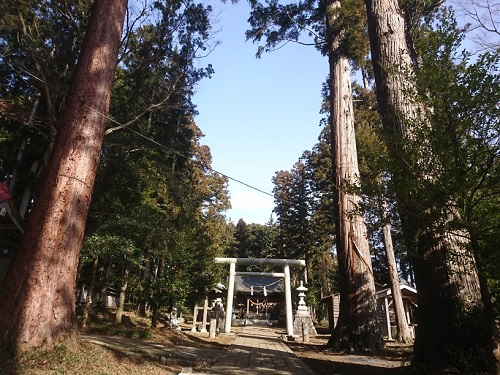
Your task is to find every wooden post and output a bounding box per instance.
[224,262,236,333]
[384,297,392,340]
[327,297,335,330]
[201,298,208,333]
[284,264,294,338]
[191,305,199,332]
[209,318,217,338]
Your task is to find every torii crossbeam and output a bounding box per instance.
[214,257,306,337]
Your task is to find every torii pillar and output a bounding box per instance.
[214,257,306,338]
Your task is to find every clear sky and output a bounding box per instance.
[194,1,328,224]
[191,0,496,225]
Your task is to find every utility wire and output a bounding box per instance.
[11,64,343,223]
[12,65,277,200]
[122,126,275,199]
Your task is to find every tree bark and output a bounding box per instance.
[115,269,129,325]
[380,199,412,343]
[151,258,165,328]
[364,0,496,370]
[136,251,151,316]
[325,0,381,351]
[0,0,128,352]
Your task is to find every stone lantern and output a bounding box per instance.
[292,280,317,341]
[296,281,308,315]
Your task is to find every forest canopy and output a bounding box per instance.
[0,0,499,372]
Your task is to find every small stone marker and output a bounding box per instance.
[209,318,217,338]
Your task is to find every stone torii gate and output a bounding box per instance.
[214,257,306,337]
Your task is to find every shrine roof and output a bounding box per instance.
[234,275,284,294]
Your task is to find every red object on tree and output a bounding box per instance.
[0,182,12,202]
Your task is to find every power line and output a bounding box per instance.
[122,126,275,199]
[11,64,342,223]
[12,64,276,200]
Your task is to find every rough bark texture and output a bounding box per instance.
[0,0,128,352]
[326,0,381,351]
[364,0,496,371]
[380,200,412,343]
[151,259,165,328]
[115,269,129,325]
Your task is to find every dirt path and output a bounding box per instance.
[81,331,233,371]
[81,326,413,375]
[284,330,413,375]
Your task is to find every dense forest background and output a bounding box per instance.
[0,0,499,372]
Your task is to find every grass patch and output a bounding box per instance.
[110,328,153,340]
[0,342,177,375]
[0,308,228,374]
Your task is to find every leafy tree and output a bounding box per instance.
[232,219,252,258]
[364,0,496,369]
[272,155,313,261]
[413,13,500,361]
[83,112,230,319]
[0,1,94,222]
[75,0,228,323]
[353,83,414,343]
[248,222,279,260]
[247,0,382,346]
[307,127,338,318]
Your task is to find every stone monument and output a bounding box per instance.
[292,281,317,342]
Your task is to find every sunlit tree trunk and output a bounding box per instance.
[364,0,496,370]
[115,269,129,324]
[136,252,150,317]
[380,199,412,343]
[151,258,165,328]
[0,0,128,352]
[325,0,381,351]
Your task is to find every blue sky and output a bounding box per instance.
[194,1,328,224]
[191,0,495,225]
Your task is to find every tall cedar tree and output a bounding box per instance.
[354,86,413,343]
[247,0,380,349]
[324,0,380,351]
[0,0,127,352]
[364,0,496,370]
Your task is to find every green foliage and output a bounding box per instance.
[273,154,314,260]
[53,1,230,316]
[408,13,500,328]
[0,0,92,108]
[0,1,93,217]
[351,83,414,284]
[225,219,279,273]
[245,0,368,64]
[271,134,338,309]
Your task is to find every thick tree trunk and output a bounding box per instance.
[136,251,151,316]
[0,0,128,352]
[364,0,496,370]
[115,269,129,324]
[151,307,160,328]
[151,258,165,328]
[325,0,381,351]
[380,200,412,343]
